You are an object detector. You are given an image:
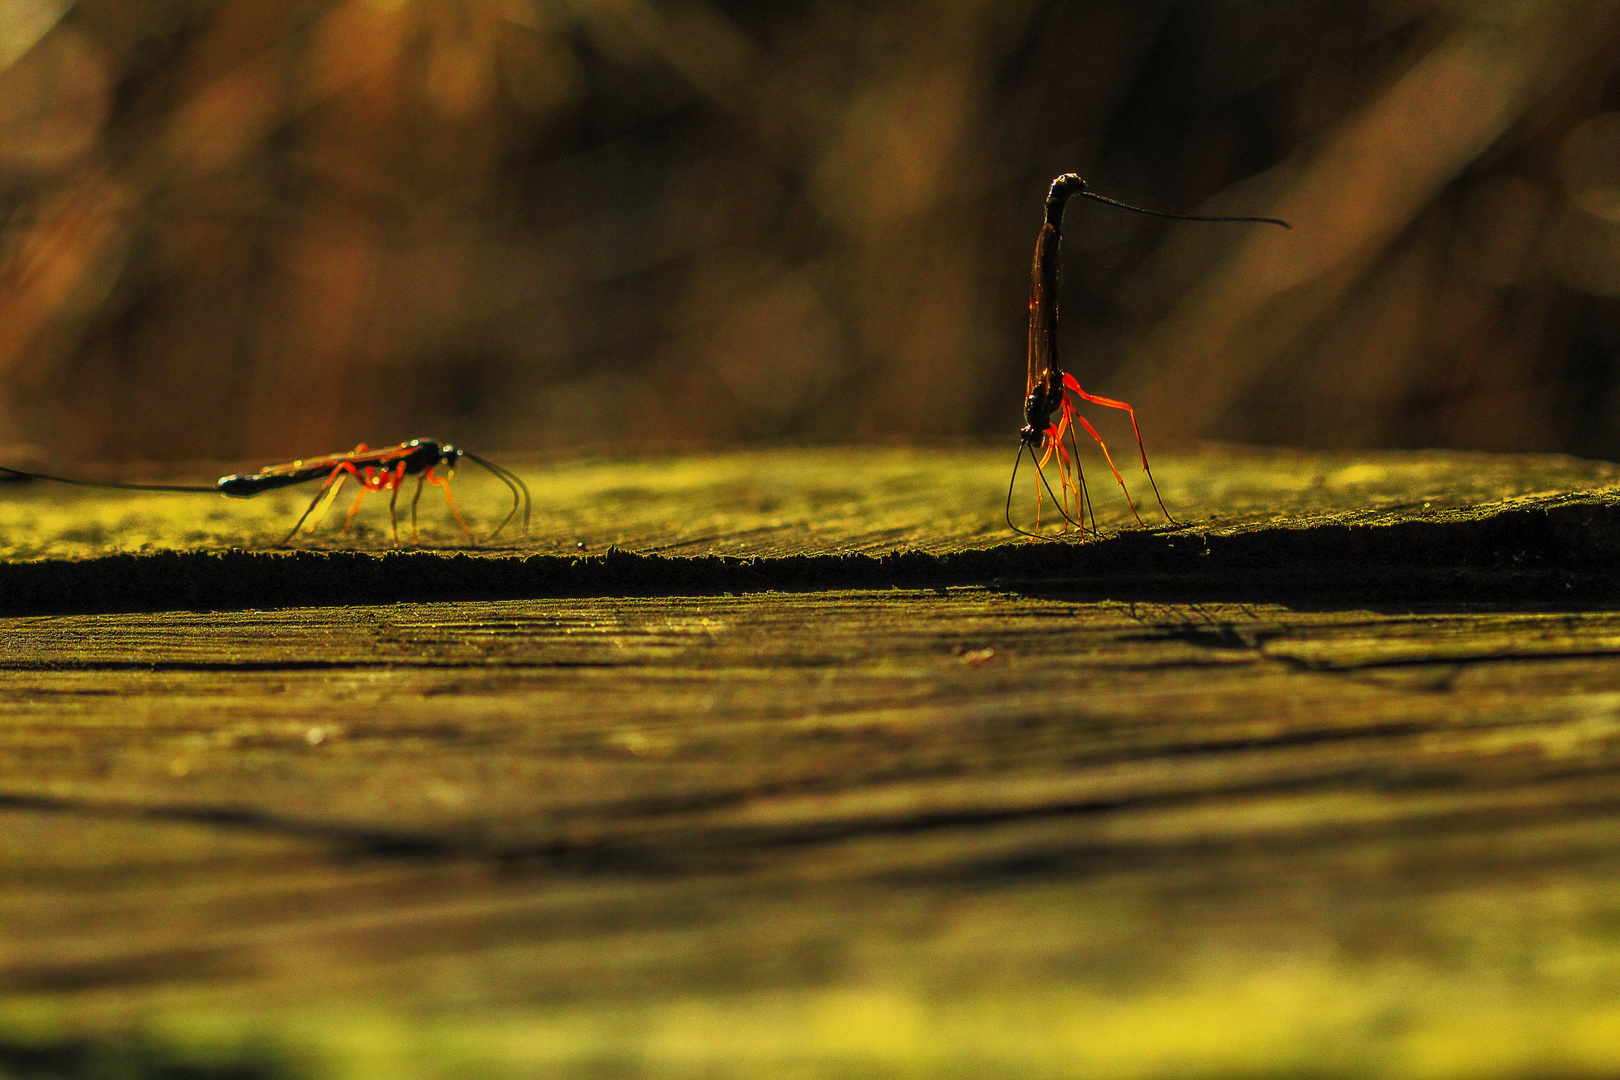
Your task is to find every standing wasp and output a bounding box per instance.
[1008,173,1290,538]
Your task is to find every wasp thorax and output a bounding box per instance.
[1024,381,1059,430]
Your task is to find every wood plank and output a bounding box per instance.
[2,445,1620,614]
[3,443,1617,559]
[3,445,1620,1077]
[3,589,1620,1077]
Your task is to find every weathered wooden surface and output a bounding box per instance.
[2,444,1620,614]
[3,445,1620,1078]
[2,443,1618,559]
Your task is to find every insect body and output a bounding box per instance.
[1,438,529,546]
[1007,173,1290,539]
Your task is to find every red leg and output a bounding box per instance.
[284,467,343,544]
[1071,408,1145,525]
[1036,413,1081,536]
[1062,373,1177,523]
[1047,426,1079,533]
[1034,428,1056,534]
[1029,418,1093,538]
[1052,422,1084,533]
[387,466,404,546]
[425,467,477,541]
[1063,415,1090,540]
[283,463,366,544]
[340,462,394,535]
[1062,374,1151,467]
[1024,434,1090,539]
[341,485,370,534]
[364,461,406,546]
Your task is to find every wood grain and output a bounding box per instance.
[3,444,1620,615]
[2,446,1620,1078]
[2,443,1617,559]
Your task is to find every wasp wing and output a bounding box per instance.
[249,443,409,478]
[218,443,415,496]
[1027,219,1062,396]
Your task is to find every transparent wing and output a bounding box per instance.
[249,442,408,479]
[1027,220,1060,395]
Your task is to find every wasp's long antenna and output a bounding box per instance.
[1076,187,1292,229]
[465,452,530,541]
[1006,444,1027,537]
[1006,442,1084,541]
[1047,171,1292,230]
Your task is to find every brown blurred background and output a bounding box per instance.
[3,0,1620,463]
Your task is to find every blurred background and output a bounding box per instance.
[3,0,1620,463]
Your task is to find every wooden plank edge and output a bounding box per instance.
[1,493,1618,615]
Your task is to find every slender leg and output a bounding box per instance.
[1071,409,1144,524]
[1029,442,1080,537]
[341,486,371,534]
[1064,417,1089,539]
[1045,426,1075,534]
[283,467,349,545]
[1035,415,1069,535]
[1041,422,1072,532]
[427,470,476,540]
[1061,372,1177,523]
[1032,441,1045,534]
[1073,426,1095,539]
[1036,410,1089,536]
[340,465,384,535]
[338,462,411,538]
[1054,422,1080,533]
[382,462,405,546]
[308,471,354,531]
[410,472,428,544]
[388,482,401,546]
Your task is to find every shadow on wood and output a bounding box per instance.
[2,446,1620,1078]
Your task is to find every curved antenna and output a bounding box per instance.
[0,465,217,494]
[1027,173,1286,416]
[478,455,531,536]
[1005,444,1028,537]
[464,452,530,541]
[1005,442,1085,541]
[1034,445,1083,536]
